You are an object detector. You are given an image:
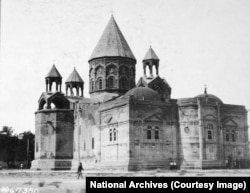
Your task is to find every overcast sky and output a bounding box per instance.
[0,0,250,134]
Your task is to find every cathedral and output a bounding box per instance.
[31,16,249,170]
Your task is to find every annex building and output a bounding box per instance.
[31,16,249,170]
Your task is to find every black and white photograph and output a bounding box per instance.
[0,0,250,193]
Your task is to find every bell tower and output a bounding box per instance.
[45,65,62,92]
[65,68,84,97]
[88,15,136,97]
[137,47,171,101]
[143,46,159,78]
[31,65,74,170]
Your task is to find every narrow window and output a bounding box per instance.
[155,127,159,140]
[109,129,112,142]
[120,77,127,89]
[91,81,94,91]
[108,77,114,88]
[232,130,236,142]
[36,142,38,152]
[98,79,102,90]
[225,130,229,142]
[113,128,116,141]
[84,141,86,151]
[92,137,94,149]
[208,130,212,140]
[147,126,152,140]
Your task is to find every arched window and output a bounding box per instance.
[232,130,236,142]
[50,102,56,109]
[91,80,94,91]
[155,127,159,140]
[98,78,103,90]
[225,130,229,142]
[39,99,47,110]
[130,68,135,76]
[113,128,117,141]
[147,126,152,140]
[109,129,112,142]
[108,77,115,88]
[208,130,212,140]
[92,137,94,149]
[120,77,127,89]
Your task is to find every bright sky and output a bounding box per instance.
[0,0,250,134]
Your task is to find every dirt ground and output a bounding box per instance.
[1,169,250,193]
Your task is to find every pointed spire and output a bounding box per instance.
[66,68,84,83]
[143,46,159,61]
[89,15,136,61]
[204,84,207,95]
[46,65,62,78]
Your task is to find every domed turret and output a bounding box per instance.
[124,86,161,101]
[195,88,223,104]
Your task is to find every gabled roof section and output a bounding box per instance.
[143,46,159,61]
[144,113,163,122]
[89,15,136,61]
[204,114,217,120]
[136,76,171,89]
[222,118,238,127]
[46,65,62,78]
[38,92,70,110]
[66,68,84,83]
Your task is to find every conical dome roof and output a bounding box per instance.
[66,68,84,83]
[89,15,136,61]
[46,65,62,78]
[143,46,159,61]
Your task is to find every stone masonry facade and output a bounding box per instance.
[31,16,249,170]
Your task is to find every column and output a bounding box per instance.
[143,64,146,76]
[216,102,223,164]
[76,86,79,97]
[198,99,204,162]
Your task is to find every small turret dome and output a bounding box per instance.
[124,86,161,101]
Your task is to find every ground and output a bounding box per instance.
[1,169,250,193]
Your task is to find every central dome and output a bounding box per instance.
[89,15,136,61]
[124,86,161,101]
[195,93,223,103]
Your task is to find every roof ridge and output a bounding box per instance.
[89,16,136,61]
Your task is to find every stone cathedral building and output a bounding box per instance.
[31,16,249,170]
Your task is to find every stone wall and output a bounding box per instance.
[221,104,249,164]
[32,109,74,170]
[129,99,178,170]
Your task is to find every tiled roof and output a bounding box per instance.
[46,65,62,78]
[66,68,84,83]
[89,15,136,61]
[143,46,159,61]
